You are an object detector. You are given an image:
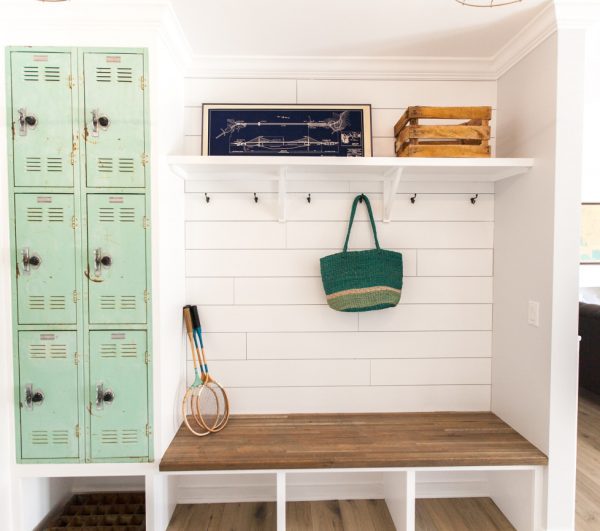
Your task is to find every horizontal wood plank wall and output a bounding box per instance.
[183,77,496,413]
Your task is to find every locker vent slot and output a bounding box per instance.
[29,296,45,310]
[98,157,113,173]
[28,344,47,359]
[99,296,117,310]
[49,296,66,310]
[51,430,69,445]
[48,208,65,222]
[44,66,60,82]
[31,431,49,445]
[120,296,137,310]
[49,344,68,359]
[26,207,44,222]
[96,66,112,82]
[46,157,63,173]
[101,429,139,445]
[27,343,68,359]
[25,157,42,172]
[121,343,138,357]
[117,67,133,83]
[118,158,135,173]
[99,207,115,222]
[23,66,40,81]
[119,207,136,222]
[100,344,118,358]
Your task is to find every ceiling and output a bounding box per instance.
[170,0,552,59]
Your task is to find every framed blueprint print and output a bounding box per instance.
[581,203,600,264]
[202,104,372,157]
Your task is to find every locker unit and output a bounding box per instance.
[6,47,152,464]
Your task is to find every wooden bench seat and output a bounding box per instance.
[159,412,547,472]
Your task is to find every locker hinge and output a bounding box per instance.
[140,75,147,90]
[74,352,79,365]
[72,290,79,303]
[143,216,150,229]
[141,153,149,167]
[75,424,80,438]
[68,74,75,89]
[71,216,79,229]
[145,423,152,437]
[144,290,150,303]
[144,351,149,364]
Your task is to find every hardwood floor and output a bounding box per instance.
[577,390,600,530]
[167,498,513,530]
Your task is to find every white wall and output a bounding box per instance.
[182,77,498,413]
[494,27,584,530]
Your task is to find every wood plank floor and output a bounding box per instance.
[577,390,600,530]
[160,412,547,471]
[167,498,513,530]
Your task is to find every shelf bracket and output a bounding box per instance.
[383,167,403,223]
[278,167,287,222]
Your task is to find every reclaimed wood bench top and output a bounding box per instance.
[159,412,548,472]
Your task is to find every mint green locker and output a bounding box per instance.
[10,51,75,187]
[89,331,148,459]
[87,194,147,324]
[19,331,79,459]
[15,194,77,325]
[82,52,146,188]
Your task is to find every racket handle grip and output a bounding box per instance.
[183,306,194,335]
[190,305,201,329]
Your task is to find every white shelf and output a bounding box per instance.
[168,156,534,221]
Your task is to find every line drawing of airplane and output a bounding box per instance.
[216,111,351,139]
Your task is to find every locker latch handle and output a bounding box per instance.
[96,383,115,410]
[22,248,41,273]
[17,108,37,136]
[94,248,112,276]
[24,384,44,409]
[91,109,110,137]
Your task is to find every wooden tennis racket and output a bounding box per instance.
[190,305,230,432]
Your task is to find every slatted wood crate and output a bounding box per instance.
[394,106,492,158]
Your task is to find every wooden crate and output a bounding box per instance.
[394,106,492,158]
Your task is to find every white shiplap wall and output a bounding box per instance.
[183,77,496,413]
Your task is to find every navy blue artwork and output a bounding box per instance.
[203,105,372,157]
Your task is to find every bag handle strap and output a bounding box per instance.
[343,194,380,252]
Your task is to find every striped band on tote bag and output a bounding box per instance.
[320,194,403,312]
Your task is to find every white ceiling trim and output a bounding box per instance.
[184,3,559,81]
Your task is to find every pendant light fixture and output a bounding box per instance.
[455,0,522,6]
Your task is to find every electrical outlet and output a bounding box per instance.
[528,301,540,327]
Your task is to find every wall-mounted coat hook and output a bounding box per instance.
[410,194,417,204]
[470,194,479,205]
[204,193,210,204]
[359,194,365,203]
[307,193,311,204]
[254,192,259,204]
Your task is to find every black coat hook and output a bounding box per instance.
[359,193,365,203]
[307,193,311,204]
[470,194,478,205]
[205,193,210,204]
[254,192,259,204]
[410,194,417,204]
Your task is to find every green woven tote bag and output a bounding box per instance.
[320,194,403,312]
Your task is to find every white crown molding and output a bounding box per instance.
[491,1,557,78]
[185,54,496,81]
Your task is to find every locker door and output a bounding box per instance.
[83,52,146,188]
[19,331,79,459]
[10,51,74,187]
[15,194,77,325]
[89,331,148,459]
[87,194,147,324]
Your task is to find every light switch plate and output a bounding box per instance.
[528,300,540,327]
